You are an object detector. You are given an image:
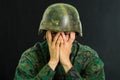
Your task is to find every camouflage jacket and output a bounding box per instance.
[14,40,105,80]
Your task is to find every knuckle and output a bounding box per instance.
[70,37,75,41]
[50,46,54,50]
[57,41,60,44]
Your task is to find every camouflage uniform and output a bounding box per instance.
[14,3,105,80]
[14,40,105,80]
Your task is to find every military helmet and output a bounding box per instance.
[38,3,83,36]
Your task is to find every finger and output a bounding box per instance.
[59,36,63,47]
[52,32,60,45]
[68,32,75,43]
[56,36,61,47]
[46,31,52,44]
[61,32,67,42]
[65,34,69,42]
[60,36,64,44]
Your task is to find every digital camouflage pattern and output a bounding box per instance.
[39,3,83,36]
[14,40,105,80]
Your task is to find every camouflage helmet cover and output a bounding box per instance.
[38,3,83,36]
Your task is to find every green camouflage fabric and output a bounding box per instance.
[39,3,83,36]
[14,40,105,80]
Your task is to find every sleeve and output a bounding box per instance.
[84,56,105,80]
[14,54,55,80]
[65,67,84,80]
[66,56,105,80]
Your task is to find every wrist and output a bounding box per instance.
[62,61,73,73]
[48,60,59,71]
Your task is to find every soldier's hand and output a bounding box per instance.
[59,32,75,73]
[46,30,61,71]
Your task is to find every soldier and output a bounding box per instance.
[14,3,105,80]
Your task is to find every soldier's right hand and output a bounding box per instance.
[46,30,61,70]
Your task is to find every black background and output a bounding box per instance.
[1,0,120,80]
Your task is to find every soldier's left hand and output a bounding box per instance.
[59,32,75,73]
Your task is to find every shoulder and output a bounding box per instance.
[20,41,48,62]
[73,40,99,58]
[74,41,104,70]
